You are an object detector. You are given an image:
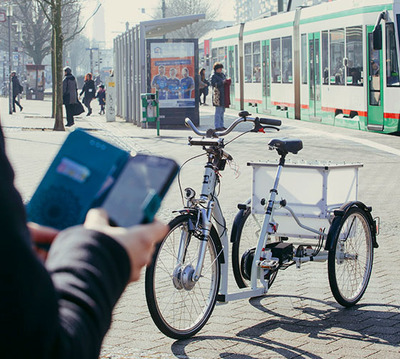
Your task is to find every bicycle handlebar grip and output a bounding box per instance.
[259,118,282,126]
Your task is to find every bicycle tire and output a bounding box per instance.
[328,207,374,307]
[145,214,221,339]
[231,206,278,289]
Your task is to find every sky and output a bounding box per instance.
[84,0,236,47]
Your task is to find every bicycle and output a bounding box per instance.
[145,111,379,340]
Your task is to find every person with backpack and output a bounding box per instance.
[11,71,23,112]
[79,73,96,116]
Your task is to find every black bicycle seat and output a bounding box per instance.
[268,138,303,155]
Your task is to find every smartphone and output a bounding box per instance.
[100,154,179,227]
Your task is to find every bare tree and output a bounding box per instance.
[33,0,100,130]
[156,0,218,38]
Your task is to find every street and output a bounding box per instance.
[1,97,400,358]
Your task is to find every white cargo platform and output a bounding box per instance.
[248,161,363,239]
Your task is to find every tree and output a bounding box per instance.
[33,0,100,131]
[156,0,218,39]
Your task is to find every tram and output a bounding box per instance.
[201,0,400,133]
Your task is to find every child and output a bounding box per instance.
[96,84,106,115]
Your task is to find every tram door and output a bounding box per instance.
[228,46,236,107]
[262,40,271,111]
[308,33,321,119]
[367,26,384,130]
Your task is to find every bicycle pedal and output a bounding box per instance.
[259,259,279,269]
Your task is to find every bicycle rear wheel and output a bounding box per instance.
[231,205,278,289]
[145,214,221,339]
[328,207,374,307]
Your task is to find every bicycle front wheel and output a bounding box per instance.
[328,207,374,307]
[145,214,221,339]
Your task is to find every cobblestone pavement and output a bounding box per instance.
[1,97,399,358]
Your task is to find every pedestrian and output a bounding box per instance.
[62,66,78,127]
[96,84,106,115]
[11,71,23,112]
[0,121,169,359]
[80,73,96,116]
[199,68,209,105]
[211,62,231,131]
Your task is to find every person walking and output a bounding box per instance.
[211,62,230,131]
[96,84,106,115]
[11,71,23,112]
[62,66,78,127]
[80,73,96,116]
[199,68,209,105]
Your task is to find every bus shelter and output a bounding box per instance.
[113,14,204,127]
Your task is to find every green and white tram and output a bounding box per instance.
[202,0,400,133]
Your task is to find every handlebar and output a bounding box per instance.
[185,112,281,138]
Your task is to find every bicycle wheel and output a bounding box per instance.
[231,206,278,289]
[145,214,221,339]
[328,207,374,307]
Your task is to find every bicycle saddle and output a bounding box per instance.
[268,138,303,155]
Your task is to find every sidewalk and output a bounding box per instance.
[1,96,400,358]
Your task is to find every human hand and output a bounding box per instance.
[83,208,168,282]
[28,222,60,261]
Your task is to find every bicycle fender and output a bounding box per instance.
[324,201,378,251]
[230,204,251,244]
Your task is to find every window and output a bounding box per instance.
[386,23,400,86]
[346,26,363,86]
[244,42,252,83]
[217,47,226,67]
[271,38,281,83]
[253,41,261,83]
[282,36,292,83]
[235,45,239,83]
[322,31,329,84]
[301,34,307,84]
[330,28,345,85]
[211,48,217,68]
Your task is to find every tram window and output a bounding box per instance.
[301,34,307,84]
[235,45,239,83]
[212,48,218,68]
[217,47,226,67]
[245,42,252,83]
[322,31,329,85]
[330,28,345,85]
[253,41,261,83]
[282,36,292,83]
[346,26,363,86]
[386,23,400,87]
[271,38,281,83]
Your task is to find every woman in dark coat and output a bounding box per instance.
[62,67,78,127]
[96,84,106,115]
[211,62,228,131]
[199,68,209,105]
[79,73,96,116]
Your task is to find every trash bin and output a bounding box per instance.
[141,92,160,136]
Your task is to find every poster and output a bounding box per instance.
[149,42,195,108]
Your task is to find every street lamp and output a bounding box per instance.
[7,4,13,115]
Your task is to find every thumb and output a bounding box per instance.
[84,208,110,227]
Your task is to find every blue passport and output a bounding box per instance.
[26,129,130,230]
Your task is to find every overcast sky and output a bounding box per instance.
[84,0,236,46]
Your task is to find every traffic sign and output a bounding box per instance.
[0,11,6,22]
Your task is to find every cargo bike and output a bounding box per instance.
[145,112,379,339]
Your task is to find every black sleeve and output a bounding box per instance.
[0,126,131,359]
[79,83,86,97]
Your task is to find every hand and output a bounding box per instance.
[83,208,168,282]
[28,222,60,261]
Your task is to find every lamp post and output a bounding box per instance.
[7,4,13,115]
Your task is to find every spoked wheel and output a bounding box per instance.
[145,214,221,339]
[231,206,278,289]
[328,207,374,307]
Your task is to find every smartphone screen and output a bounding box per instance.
[101,154,178,227]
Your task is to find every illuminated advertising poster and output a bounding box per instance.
[149,42,195,108]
